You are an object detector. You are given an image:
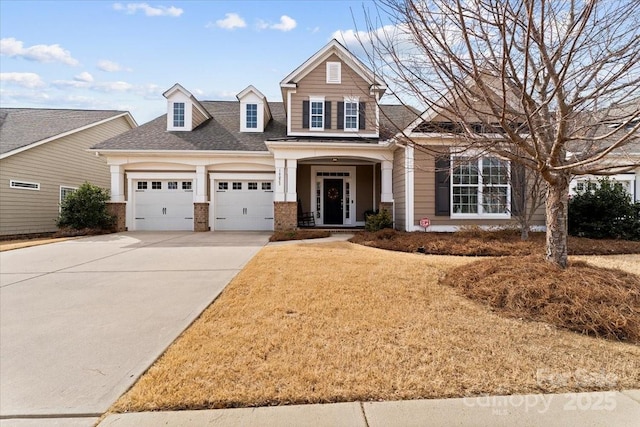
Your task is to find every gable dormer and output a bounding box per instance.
[237,85,272,132]
[163,83,211,132]
[280,39,387,139]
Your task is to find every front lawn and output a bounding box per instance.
[110,242,640,413]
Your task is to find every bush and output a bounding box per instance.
[57,182,115,230]
[365,209,393,232]
[568,178,640,240]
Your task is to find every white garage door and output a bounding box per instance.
[214,180,274,231]
[134,180,194,231]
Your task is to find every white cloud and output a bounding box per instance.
[52,79,133,93]
[113,3,183,17]
[74,71,94,82]
[271,15,297,31]
[258,15,297,32]
[0,72,45,88]
[0,37,79,66]
[212,13,246,30]
[97,59,131,72]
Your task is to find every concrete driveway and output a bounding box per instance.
[0,231,269,426]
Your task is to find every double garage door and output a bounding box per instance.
[133,179,274,231]
[213,180,274,231]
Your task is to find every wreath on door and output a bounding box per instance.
[327,187,340,200]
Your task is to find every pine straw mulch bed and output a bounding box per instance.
[349,229,640,256]
[269,229,331,242]
[110,243,640,414]
[440,255,640,343]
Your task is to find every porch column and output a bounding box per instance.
[110,165,125,202]
[195,165,207,203]
[275,158,286,202]
[286,159,297,202]
[381,160,393,203]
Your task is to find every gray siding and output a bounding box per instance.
[0,116,133,235]
[393,147,406,230]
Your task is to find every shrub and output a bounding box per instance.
[568,178,640,240]
[365,209,393,232]
[57,182,115,230]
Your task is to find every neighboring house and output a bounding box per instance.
[0,108,137,236]
[91,39,545,232]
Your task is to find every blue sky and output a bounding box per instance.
[0,1,386,124]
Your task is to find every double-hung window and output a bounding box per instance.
[173,102,185,127]
[310,98,324,130]
[246,104,257,129]
[451,156,510,217]
[344,101,358,130]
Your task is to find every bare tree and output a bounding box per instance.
[358,0,640,268]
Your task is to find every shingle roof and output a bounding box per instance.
[93,101,421,152]
[93,101,287,152]
[0,108,128,155]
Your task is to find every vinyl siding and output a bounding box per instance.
[412,145,546,228]
[290,53,377,135]
[192,105,208,129]
[356,164,376,221]
[393,147,406,230]
[0,116,133,235]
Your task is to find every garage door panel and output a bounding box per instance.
[133,180,194,231]
[214,181,274,231]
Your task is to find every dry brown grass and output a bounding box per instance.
[350,229,640,256]
[440,256,640,343]
[111,242,640,413]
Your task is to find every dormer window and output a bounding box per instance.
[246,104,258,129]
[326,62,341,84]
[173,103,185,127]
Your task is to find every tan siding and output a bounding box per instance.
[411,145,546,228]
[192,105,207,129]
[0,117,133,235]
[297,164,312,210]
[356,165,375,221]
[393,147,406,230]
[290,53,377,135]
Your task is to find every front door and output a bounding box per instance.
[323,179,343,225]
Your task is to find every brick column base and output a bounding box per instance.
[274,202,297,231]
[107,202,127,232]
[194,203,210,232]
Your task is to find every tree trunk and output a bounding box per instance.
[520,225,529,241]
[545,178,570,269]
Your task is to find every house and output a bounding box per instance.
[92,39,547,232]
[0,108,137,236]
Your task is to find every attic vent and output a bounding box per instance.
[327,62,341,84]
[10,179,40,190]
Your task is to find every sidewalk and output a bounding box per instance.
[98,390,640,427]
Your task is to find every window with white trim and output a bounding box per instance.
[451,156,510,217]
[310,98,324,130]
[151,181,162,190]
[173,102,185,127]
[182,181,192,190]
[261,182,272,190]
[9,180,40,190]
[59,186,76,210]
[345,101,358,130]
[232,182,242,190]
[218,182,228,190]
[326,62,341,84]
[246,104,257,129]
[137,182,148,190]
[248,182,258,190]
[167,181,178,190]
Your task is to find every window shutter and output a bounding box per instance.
[510,163,526,216]
[337,102,344,129]
[325,101,331,129]
[302,101,309,129]
[359,102,366,130]
[435,156,451,216]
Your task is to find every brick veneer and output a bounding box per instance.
[194,203,210,232]
[274,201,297,231]
[107,202,126,232]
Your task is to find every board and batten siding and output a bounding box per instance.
[290,54,377,135]
[412,146,546,228]
[0,116,132,235]
[392,146,406,230]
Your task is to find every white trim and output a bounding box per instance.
[407,224,547,233]
[309,96,325,131]
[343,96,360,132]
[0,112,136,160]
[570,173,637,201]
[326,61,341,84]
[310,165,357,226]
[9,179,40,190]
[405,145,415,231]
[286,131,380,138]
